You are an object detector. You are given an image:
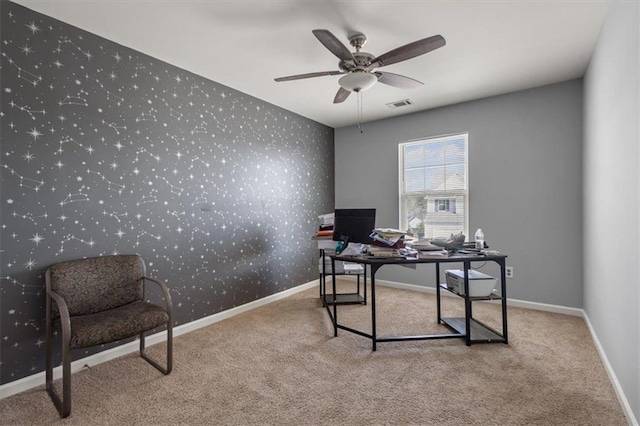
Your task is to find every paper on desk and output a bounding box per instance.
[419,250,447,256]
[340,243,364,256]
[374,228,404,233]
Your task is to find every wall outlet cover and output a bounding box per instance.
[506,267,514,278]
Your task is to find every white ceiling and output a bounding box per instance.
[14,0,609,128]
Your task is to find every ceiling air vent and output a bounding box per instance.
[386,99,413,109]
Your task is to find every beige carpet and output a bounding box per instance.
[0,280,628,425]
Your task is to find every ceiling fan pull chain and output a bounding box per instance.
[357,91,364,134]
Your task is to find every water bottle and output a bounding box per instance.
[475,228,485,250]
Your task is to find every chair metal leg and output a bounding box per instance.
[45,300,72,418]
[45,345,72,418]
[139,322,172,375]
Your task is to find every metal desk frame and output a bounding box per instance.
[327,253,508,351]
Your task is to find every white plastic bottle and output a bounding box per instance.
[475,228,485,250]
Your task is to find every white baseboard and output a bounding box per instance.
[0,280,318,400]
[582,314,638,426]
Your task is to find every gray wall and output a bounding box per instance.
[335,80,583,308]
[584,1,639,421]
[0,2,334,385]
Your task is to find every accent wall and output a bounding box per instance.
[0,2,334,384]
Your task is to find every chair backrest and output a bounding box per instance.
[46,255,145,317]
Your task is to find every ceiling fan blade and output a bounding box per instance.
[375,71,423,89]
[274,71,344,82]
[312,29,355,62]
[333,87,351,103]
[370,35,446,69]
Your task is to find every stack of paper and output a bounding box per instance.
[369,228,406,247]
[318,213,334,227]
[408,241,446,251]
[317,212,335,237]
[367,246,402,258]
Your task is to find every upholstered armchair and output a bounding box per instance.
[45,254,173,418]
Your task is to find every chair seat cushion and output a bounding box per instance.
[65,301,169,349]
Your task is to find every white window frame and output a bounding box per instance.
[398,133,469,240]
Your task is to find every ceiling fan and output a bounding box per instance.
[274,29,446,103]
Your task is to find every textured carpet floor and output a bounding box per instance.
[0,281,628,425]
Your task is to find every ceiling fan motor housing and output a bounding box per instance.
[354,52,375,67]
[339,52,376,71]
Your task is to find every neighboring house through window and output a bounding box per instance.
[436,199,456,213]
[399,133,468,240]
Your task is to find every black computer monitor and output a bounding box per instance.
[332,208,376,245]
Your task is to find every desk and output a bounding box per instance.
[326,253,508,351]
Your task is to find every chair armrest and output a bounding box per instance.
[141,276,173,315]
[47,289,72,345]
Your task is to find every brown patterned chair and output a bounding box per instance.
[45,254,173,418]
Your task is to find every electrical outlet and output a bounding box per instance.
[506,266,514,279]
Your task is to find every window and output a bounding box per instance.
[399,133,468,240]
[435,199,456,213]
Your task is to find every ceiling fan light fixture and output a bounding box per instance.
[339,72,378,92]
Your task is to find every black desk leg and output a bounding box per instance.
[364,266,367,306]
[370,264,382,351]
[499,258,509,344]
[331,257,338,337]
[320,249,325,302]
[464,261,472,346]
[436,262,442,323]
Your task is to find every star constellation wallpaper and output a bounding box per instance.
[0,2,335,384]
